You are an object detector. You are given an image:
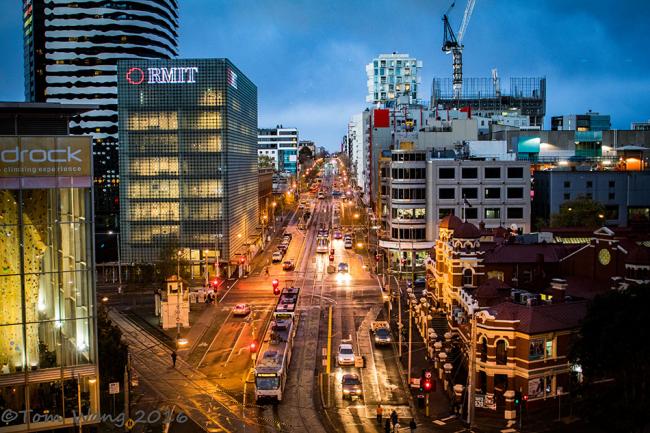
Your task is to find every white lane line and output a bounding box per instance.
[218,278,238,302]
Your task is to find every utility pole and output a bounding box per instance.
[407,301,412,381]
[398,279,402,358]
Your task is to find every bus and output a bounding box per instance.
[254,287,299,402]
[316,236,329,253]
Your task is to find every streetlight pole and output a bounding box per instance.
[176,250,182,346]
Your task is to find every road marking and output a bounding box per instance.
[442,415,457,421]
[434,419,446,425]
[501,429,517,433]
[218,278,238,302]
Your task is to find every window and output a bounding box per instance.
[508,167,524,178]
[485,167,501,179]
[462,167,478,179]
[463,207,478,220]
[586,192,593,199]
[564,193,570,200]
[480,338,488,362]
[462,188,478,199]
[463,269,473,286]
[529,338,545,360]
[485,187,501,199]
[546,340,553,357]
[608,192,615,200]
[507,187,524,199]
[439,188,455,199]
[439,208,455,219]
[485,208,501,219]
[439,167,455,179]
[392,188,426,200]
[586,181,593,188]
[609,180,616,188]
[564,181,571,188]
[507,207,524,219]
[605,205,619,220]
[496,340,507,365]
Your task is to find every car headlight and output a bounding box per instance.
[343,390,350,394]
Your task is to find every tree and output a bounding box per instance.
[298,145,313,163]
[258,155,275,169]
[97,305,128,405]
[569,285,650,432]
[550,197,606,228]
[155,237,188,281]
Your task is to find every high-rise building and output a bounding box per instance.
[366,53,422,104]
[257,127,299,174]
[0,103,100,430]
[117,59,258,277]
[23,0,180,234]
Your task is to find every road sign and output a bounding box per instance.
[109,382,120,394]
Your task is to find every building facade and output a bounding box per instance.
[257,127,299,174]
[533,170,650,227]
[551,110,611,131]
[366,53,422,104]
[0,103,99,432]
[118,59,258,275]
[23,0,180,233]
[378,151,531,277]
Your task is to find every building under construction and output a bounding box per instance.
[430,76,546,126]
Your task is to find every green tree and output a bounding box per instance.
[550,197,606,228]
[155,237,188,281]
[298,145,313,164]
[258,155,275,169]
[569,285,650,432]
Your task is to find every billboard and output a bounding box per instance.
[0,136,92,189]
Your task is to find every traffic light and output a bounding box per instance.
[249,340,258,353]
[422,370,433,393]
[272,278,280,295]
[239,256,245,264]
[211,278,221,289]
[514,390,522,406]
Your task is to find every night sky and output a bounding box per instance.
[1,0,649,150]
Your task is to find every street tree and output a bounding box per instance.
[97,305,128,405]
[298,145,313,163]
[550,197,606,228]
[155,237,188,281]
[569,285,650,432]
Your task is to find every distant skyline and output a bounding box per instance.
[2,0,649,151]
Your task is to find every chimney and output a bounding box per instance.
[550,278,567,303]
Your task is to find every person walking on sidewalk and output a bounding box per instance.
[171,350,177,368]
[384,419,391,433]
[390,410,398,428]
[409,419,416,432]
[376,404,383,424]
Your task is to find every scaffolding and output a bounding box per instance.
[431,77,546,126]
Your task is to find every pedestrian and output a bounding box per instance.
[376,404,383,424]
[390,409,398,427]
[384,419,391,433]
[393,422,400,433]
[409,419,416,432]
[171,350,177,368]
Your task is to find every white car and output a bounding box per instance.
[337,343,356,366]
[272,250,284,262]
[232,303,251,316]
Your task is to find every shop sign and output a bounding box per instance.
[126,66,199,85]
[0,136,91,180]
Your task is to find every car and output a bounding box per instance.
[272,250,284,262]
[232,303,251,316]
[344,238,353,249]
[297,203,305,210]
[337,343,356,366]
[373,327,392,346]
[283,232,293,241]
[380,286,391,302]
[318,192,325,199]
[337,262,349,273]
[342,373,363,400]
[414,276,426,288]
[333,230,342,239]
[282,259,295,271]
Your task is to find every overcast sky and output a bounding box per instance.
[1,0,649,150]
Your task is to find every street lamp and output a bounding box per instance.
[98,231,122,289]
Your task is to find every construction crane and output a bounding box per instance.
[442,0,476,99]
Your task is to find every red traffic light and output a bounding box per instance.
[423,381,432,391]
[272,279,280,295]
[239,256,245,264]
[523,395,528,401]
[249,340,258,353]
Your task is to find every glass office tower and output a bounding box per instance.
[0,127,99,432]
[118,59,258,274]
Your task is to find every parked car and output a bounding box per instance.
[282,259,295,271]
[342,373,363,400]
[272,250,284,262]
[232,303,251,316]
[337,342,356,366]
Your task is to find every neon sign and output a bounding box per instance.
[125,67,199,85]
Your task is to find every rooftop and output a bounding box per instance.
[487,299,588,334]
